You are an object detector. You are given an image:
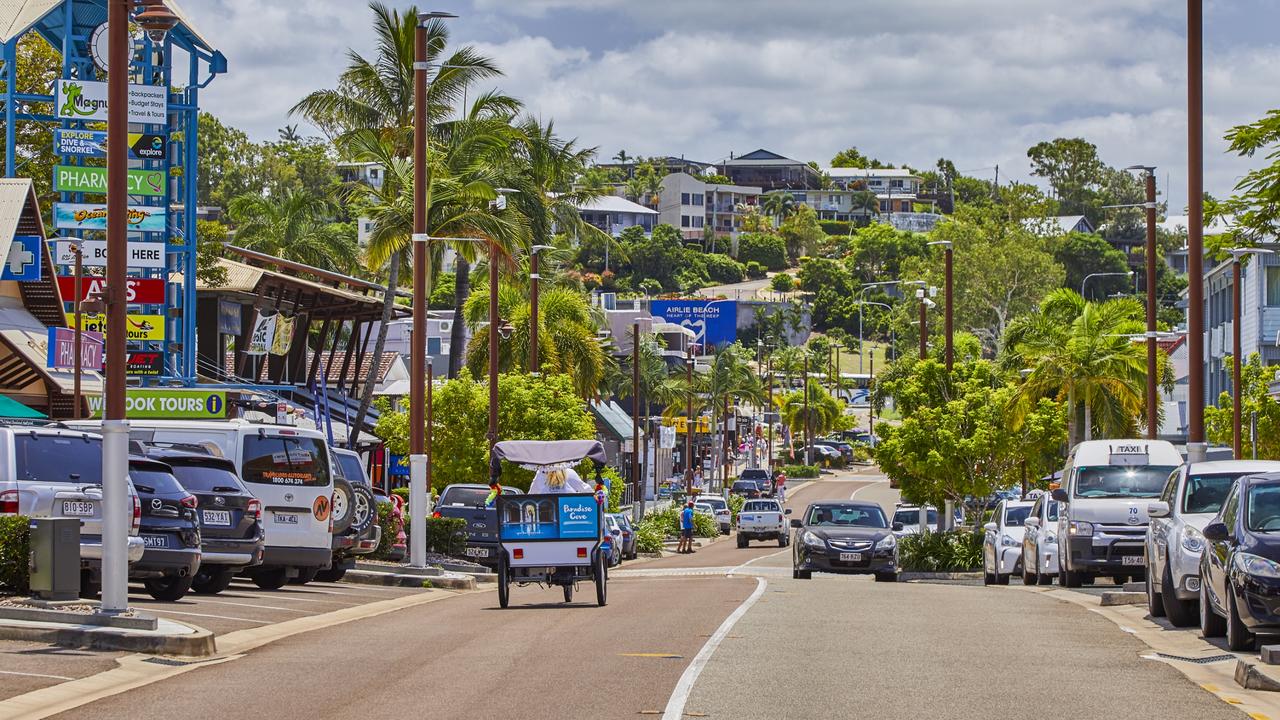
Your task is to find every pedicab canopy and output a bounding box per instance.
[489,439,608,477]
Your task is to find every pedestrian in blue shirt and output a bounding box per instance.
[678,501,696,554]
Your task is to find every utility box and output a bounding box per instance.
[28,518,80,601]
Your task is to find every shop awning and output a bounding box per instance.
[589,400,644,441]
[0,394,45,419]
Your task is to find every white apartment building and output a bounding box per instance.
[657,172,762,242]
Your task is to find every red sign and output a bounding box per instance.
[46,327,104,371]
[123,351,164,376]
[58,276,165,304]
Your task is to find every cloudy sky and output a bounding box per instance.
[182,0,1279,211]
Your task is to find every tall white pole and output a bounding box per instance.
[99,420,129,612]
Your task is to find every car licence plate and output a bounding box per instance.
[1121,555,1144,566]
[61,500,94,517]
[839,552,863,562]
[463,546,489,558]
[202,510,232,526]
[273,513,299,525]
[141,535,168,548]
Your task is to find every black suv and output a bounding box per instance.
[129,456,202,601]
[735,468,774,497]
[145,447,265,595]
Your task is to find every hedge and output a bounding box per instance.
[779,464,820,478]
[898,530,983,572]
[819,220,853,236]
[0,516,29,594]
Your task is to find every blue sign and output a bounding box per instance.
[557,496,600,539]
[54,129,106,158]
[387,454,409,477]
[501,497,560,540]
[2,236,42,281]
[649,299,737,349]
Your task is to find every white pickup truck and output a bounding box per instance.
[737,499,790,548]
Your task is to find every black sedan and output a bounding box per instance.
[791,502,902,582]
[1201,472,1280,651]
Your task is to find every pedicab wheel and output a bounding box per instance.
[497,554,510,609]
[563,583,574,603]
[594,551,608,607]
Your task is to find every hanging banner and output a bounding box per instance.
[54,165,166,197]
[87,390,227,420]
[54,241,165,269]
[1,235,42,281]
[46,327,105,371]
[217,300,241,335]
[54,79,167,124]
[270,314,295,356]
[123,351,164,376]
[67,312,165,341]
[57,276,166,304]
[53,130,168,161]
[53,202,166,233]
[245,311,277,356]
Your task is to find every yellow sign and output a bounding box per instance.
[67,313,165,341]
[671,417,710,434]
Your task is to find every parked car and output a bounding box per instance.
[792,501,900,581]
[730,479,764,499]
[434,483,523,568]
[892,505,938,536]
[699,495,732,534]
[0,427,144,597]
[128,456,202,601]
[1020,493,1060,586]
[805,445,842,465]
[1147,460,1280,627]
[610,513,637,560]
[1200,472,1280,651]
[143,447,265,595]
[737,498,789,547]
[1051,439,1182,587]
[321,448,380,582]
[69,419,339,590]
[813,439,853,461]
[738,468,773,494]
[981,500,1033,585]
[602,514,623,566]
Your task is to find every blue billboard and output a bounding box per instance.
[649,299,737,349]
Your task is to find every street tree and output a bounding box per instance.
[226,190,358,272]
[1206,353,1280,459]
[779,378,845,438]
[1208,109,1280,244]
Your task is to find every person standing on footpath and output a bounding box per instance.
[678,500,696,554]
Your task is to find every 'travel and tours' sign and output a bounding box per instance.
[57,276,166,304]
[54,240,166,269]
[66,312,165,341]
[53,129,168,161]
[54,202,166,232]
[54,79,167,124]
[54,165,166,197]
[46,327,104,371]
[87,390,227,420]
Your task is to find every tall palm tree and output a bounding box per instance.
[761,190,796,225]
[851,189,880,218]
[613,149,631,165]
[779,377,844,438]
[225,190,357,271]
[662,344,765,483]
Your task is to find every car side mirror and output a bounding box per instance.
[1202,522,1230,542]
[1147,501,1171,519]
[1024,517,1039,528]
[892,522,904,531]
[983,522,997,532]
[784,508,792,515]
[1051,489,1068,503]
[790,519,803,528]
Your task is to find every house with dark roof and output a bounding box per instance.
[717,149,822,191]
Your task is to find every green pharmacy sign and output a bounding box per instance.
[54,165,166,197]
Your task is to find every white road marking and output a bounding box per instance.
[728,548,789,575]
[662,576,768,720]
[184,599,311,613]
[144,608,271,624]
[0,670,73,681]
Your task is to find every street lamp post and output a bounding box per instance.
[856,280,923,371]
[766,355,773,470]
[632,321,642,518]
[487,189,517,450]
[916,287,936,360]
[408,10,456,569]
[685,343,694,492]
[803,355,811,466]
[1228,248,1273,457]
[1080,271,1133,300]
[529,244,555,374]
[927,241,954,371]
[1187,0,1207,463]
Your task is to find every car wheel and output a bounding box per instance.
[251,567,289,591]
[798,569,812,580]
[1226,588,1256,652]
[563,583,574,603]
[996,571,1010,586]
[777,535,785,548]
[192,567,236,595]
[792,566,800,579]
[1112,575,1128,586]
[1063,568,1084,588]
[1200,580,1226,638]
[1022,557,1037,586]
[330,477,355,535]
[288,567,320,585]
[1161,564,1197,628]
[314,565,348,583]
[1037,563,1054,585]
[144,575,194,602]
[737,535,747,549]
[1146,564,1166,618]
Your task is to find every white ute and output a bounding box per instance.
[737,498,790,548]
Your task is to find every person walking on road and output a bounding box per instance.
[775,473,786,504]
[678,501,696,554]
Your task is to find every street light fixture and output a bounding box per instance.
[927,240,955,371]
[1227,247,1274,457]
[1080,271,1133,300]
[1119,165,1161,439]
[857,280,924,370]
[487,189,518,450]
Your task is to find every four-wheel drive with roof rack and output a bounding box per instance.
[321,448,380,582]
[434,483,522,568]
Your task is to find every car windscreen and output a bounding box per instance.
[334,453,367,484]
[241,435,330,488]
[1073,465,1177,499]
[1004,505,1031,526]
[168,462,243,493]
[808,505,887,528]
[129,467,186,495]
[1247,485,1280,532]
[732,481,759,491]
[1047,501,1060,521]
[743,501,779,513]
[15,434,101,484]
[1183,473,1245,515]
[701,497,727,510]
[893,509,937,526]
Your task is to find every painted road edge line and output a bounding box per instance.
[662,576,767,720]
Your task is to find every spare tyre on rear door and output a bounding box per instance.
[330,476,355,535]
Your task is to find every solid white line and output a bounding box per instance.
[0,671,74,681]
[184,599,311,613]
[727,548,788,575]
[662,576,767,720]
[144,608,270,624]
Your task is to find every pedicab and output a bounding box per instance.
[491,439,610,608]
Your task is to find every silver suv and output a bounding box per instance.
[0,427,144,593]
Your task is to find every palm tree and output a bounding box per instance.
[278,124,302,143]
[851,189,880,218]
[761,190,796,225]
[661,344,765,484]
[225,190,357,271]
[505,117,610,260]
[779,377,844,438]
[770,345,809,390]
[613,149,631,165]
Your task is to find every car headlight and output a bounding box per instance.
[1235,552,1280,579]
[1068,521,1094,537]
[878,534,897,550]
[1180,526,1204,554]
[1001,534,1019,547]
[1044,531,1057,544]
[803,531,826,548]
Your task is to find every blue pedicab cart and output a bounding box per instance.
[492,439,609,608]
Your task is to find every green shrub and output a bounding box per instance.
[779,464,820,478]
[727,493,745,522]
[704,253,746,284]
[371,501,401,560]
[601,466,624,512]
[635,521,665,554]
[743,261,766,279]
[898,530,983,572]
[636,504,718,546]
[819,220,853,236]
[770,273,795,293]
[391,487,410,505]
[737,232,788,271]
[424,516,467,555]
[0,516,30,594]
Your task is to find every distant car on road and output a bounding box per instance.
[981,500,1032,585]
[699,495,732,534]
[738,498,789,547]
[730,479,764,499]
[792,502,900,581]
[1021,493,1060,586]
[610,513,637,560]
[738,468,774,493]
[813,439,853,461]
[1147,461,1280,627]
[893,504,959,535]
[1199,472,1280,651]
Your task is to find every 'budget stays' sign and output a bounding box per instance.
[87,390,226,420]
[556,497,599,539]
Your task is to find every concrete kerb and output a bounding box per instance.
[0,615,214,657]
[343,568,477,590]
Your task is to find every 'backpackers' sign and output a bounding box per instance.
[87,390,227,420]
[54,79,167,124]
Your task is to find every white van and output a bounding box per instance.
[68,419,334,589]
[1051,439,1183,588]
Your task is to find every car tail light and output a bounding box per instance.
[577,547,588,558]
[131,494,141,532]
[513,548,524,559]
[0,490,17,515]
[179,494,198,509]
[247,499,263,522]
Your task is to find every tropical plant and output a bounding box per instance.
[662,345,765,475]
[778,378,845,438]
[1206,353,1280,459]
[225,190,358,271]
[761,191,797,224]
